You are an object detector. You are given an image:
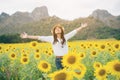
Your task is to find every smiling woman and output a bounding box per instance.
[20,23,88,69]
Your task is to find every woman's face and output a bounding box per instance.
[55,27,62,34]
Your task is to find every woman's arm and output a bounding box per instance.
[20,32,39,40]
[20,32,53,42]
[65,23,88,40]
[75,23,88,32]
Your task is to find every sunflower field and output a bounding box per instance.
[0,39,120,80]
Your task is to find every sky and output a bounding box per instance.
[0,0,120,20]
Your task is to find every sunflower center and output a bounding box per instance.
[36,49,39,52]
[96,64,100,67]
[95,44,98,47]
[101,45,105,49]
[89,44,92,46]
[23,54,27,57]
[11,54,15,58]
[42,63,48,69]
[0,46,2,50]
[114,63,120,72]
[80,54,84,57]
[81,44,84,47]
[23,58,28,62]
[45,51,48,53]
[36,54,40,58]
[67,56,76,64]
[115,44,119,49]
[32,43,36,47]
[99,69,106,76]
[54,72,67,80]
[108,49,111,51]
[92,51,96,55]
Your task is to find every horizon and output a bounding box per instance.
[0,0,120,20]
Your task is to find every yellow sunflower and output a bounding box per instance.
[30,41,38,48]
[35,48,40,53]
[90,50,98,58]
[106,60,120,77]
[72,63,86,79]
[94,66,107,80]
[20,57,29,64]
[9,52,17,60]
[93,62,102,70]
[0,46,2,51]
[21,53,29,57]
[48,69,73,80]
[38,60,51,73]
[99,44,106,51]
[62,52,80,69]
[79,52,86,60]
[112,43,120,52]
[34,53,41,60]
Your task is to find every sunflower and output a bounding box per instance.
[112,43,120,52]
[30,41,38,48]
[21,52,29,57]
[93,62,102,70]
[73,63,86,79]
[34,53,41,60]
[99,43,107,52]
[79,52,86,60]
[35,49,40,53]
[62,52,80,69]
[20,57,29,64]
[114,44,119,49]
[0,46,2,51]
[48,69,73,80]
[90,50,98,58]
[106,60,120,77]
[38,60,51,73]
[94,43,99,48]
[94,66,107,80]
[9,52,16,60]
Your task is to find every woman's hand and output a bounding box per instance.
[76,23,88,32]
[81,23,88,28]
[20,32,28,39]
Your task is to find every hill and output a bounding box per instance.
[0,6,120,43]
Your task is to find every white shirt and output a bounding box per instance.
[38,30,77,56]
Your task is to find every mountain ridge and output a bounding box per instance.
[0,6,120,42]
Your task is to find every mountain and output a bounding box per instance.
[90,9,120,28]
[31,6,49,21]
[0,6,49,28]
[0,7,120,43]
[0,12,10,20]
[0,12,10,26]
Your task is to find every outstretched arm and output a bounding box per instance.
[75,23,88,33]
[65,23,88,40]
[20,32,53,42]
[20,32,39,40]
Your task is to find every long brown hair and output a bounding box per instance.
[52,24,66,45]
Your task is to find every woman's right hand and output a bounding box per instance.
[20,32,28,39]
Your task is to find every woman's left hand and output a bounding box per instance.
[81,23,88,28]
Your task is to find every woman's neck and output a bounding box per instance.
[57,34,61,39]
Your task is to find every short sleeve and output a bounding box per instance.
[38,36,53,43]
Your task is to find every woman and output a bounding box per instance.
[20,23,88,69]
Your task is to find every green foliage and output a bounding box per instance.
[95,26,120,40]
[0,17,120,43]
[0,34,38,43]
